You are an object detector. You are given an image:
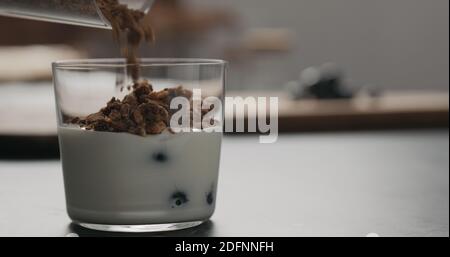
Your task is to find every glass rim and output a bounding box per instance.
[53,58,227,69]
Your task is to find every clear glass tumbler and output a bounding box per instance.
[52,59,226,232]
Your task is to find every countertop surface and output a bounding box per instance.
[0,129,448,237]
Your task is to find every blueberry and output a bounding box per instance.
[206,191,214,205]
[152,151,168,163]
[171,191,188,208]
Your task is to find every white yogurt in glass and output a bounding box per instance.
[58,126,222,226]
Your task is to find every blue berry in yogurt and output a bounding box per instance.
[171,191,189,208]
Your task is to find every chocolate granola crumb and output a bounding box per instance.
[71,81,197,136]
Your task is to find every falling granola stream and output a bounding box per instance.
[70,0,197,136]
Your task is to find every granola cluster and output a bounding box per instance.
[71,81,193,136]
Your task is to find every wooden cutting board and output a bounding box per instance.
[225,90,449,132]
[0,45,84,82]
[0,85,448,137]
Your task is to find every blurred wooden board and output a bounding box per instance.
[0,85,448,137]
[226,90,449,132]
[0,82,58,158]
[0,45,84,82]
[0,82,57,136]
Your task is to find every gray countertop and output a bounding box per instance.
[0,129,448,237]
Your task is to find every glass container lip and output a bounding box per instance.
[53,58,227,69]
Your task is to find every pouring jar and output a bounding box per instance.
[0,0,153,29]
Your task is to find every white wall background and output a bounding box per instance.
[188,0,449,91]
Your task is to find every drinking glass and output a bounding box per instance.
[52,58,226,232]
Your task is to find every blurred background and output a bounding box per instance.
[0,0,448,237]
[0,0,448,157]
